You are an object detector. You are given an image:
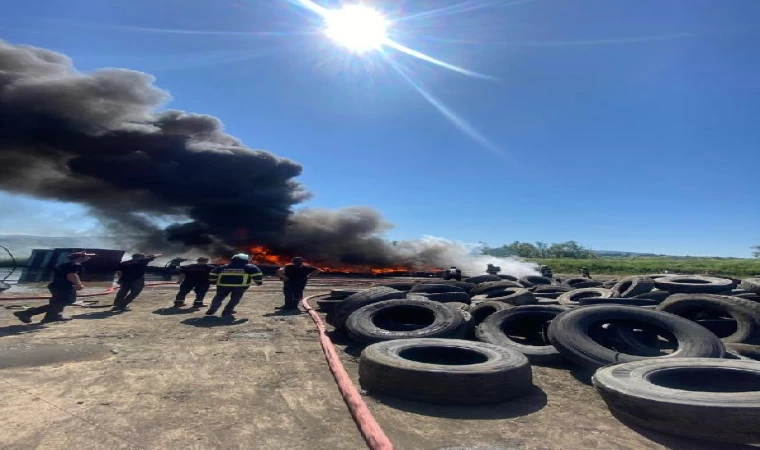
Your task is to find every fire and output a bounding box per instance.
[246,245,438,275]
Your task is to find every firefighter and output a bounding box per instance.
[276,257,321,311]
[13,251,94,324]
[581,267,591,279]
[540,265,553,278]
[112,253,161,312]
[174,257,215,308]
[443,266,462,281]
[486,264,501,275]
[205,254,263,317]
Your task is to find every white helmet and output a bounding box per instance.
[232,253,249,261]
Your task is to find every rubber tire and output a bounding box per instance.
[547,305,725,369]
[470,301,513,325]
[725,343,760,361]
[409,284,465,295]
[359,338,533,405]
[316,298,343,313]
[445,302,470,313]
[632,290,671,302]
[327,289,359,300]
[420,280,476,292]
[578,297,659,307]
[656,293,760,344]
[413,291,472,304]
[377,282,417,291]
[557,288,613,306]
[465,275,502,284]
[611,276,655,298]
[470,280,523,296]
[498,274,519,282]
[346,298,467,344]
[740,278,760,294]
[592,358,760,443]
[476,305,568,363]
[532,285,574,295]
[654,276,735,294]
[562,278,602,289]
[326,287,407,330]
[471,288,536,306]
[519,275,552,287]
[535,297,561,305]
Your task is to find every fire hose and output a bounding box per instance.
[302,294,394,450]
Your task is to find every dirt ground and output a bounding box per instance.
[0,277,747,450]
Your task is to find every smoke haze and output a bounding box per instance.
[0,40,537,275]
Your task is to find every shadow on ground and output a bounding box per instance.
[181,316,249,328]
[70,310,121,320]
[262,309,302,317]
[0,323,46,338]
[368,385,548,420]
[152,307,199,316]
[326,329,365,357]
[610,410,757,450]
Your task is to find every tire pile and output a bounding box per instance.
[314,275,760,444]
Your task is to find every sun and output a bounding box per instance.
[324,5,389,53]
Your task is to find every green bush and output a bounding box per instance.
[532,258,760,278]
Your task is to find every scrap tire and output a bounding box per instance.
[470,301,513,325]
[592,358,760,443]
[632,290,671,302]
[377,282,417,291]
[579,297,659,307]
[498,274,519,282]
[519,275,553,287]
[547,305,725,369]
[316,298,343,313]
[611,276,655,298]
[740,278,760,294]
[656,293,760,344]
[654,276,734,294]
[414,292,472,304]
[471,288,536,306]
[329,289,360,300]
[563,278,603,289]
[476,305,568,363]
[532,285,573,295]
[470,280,524,296]
[409,284,465,295]
[557,288,613,306]
[464,275,502,284]
[725,343,760,361]
[346,298,467,344]
[359,338,532,405]
[326,287,407,330]
[445,302,470,313]
[421,280,476,292]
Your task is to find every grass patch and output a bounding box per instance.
[532,258,760,278]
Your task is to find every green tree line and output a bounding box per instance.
[485,241,597,259]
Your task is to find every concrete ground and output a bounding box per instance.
[0,277,750,450]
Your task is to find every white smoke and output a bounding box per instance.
[390,236,540,278]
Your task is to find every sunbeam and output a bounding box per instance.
[384,56,506,159]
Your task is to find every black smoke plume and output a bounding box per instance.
[0,40,538,275]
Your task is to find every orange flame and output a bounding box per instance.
[245,245,438,275]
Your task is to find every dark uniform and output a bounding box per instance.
[15,260,82,323]
[113,256,156,311]
[581,268,591,279]
[281,263,319,309]
[443,267,462,281]
[175,263,215,307]
[486,264,501,275]
[206,260,263,316]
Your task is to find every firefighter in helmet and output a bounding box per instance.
[205,254,263,317]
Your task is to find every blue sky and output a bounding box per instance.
[1,0,759,257]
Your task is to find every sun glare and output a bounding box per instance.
[324,5,389,53]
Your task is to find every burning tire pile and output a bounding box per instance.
[313,274,760,444]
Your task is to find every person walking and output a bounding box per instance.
[205,254,263,317]
[112,253,161,312]
[276,257,320,312]
[13,251,94,324]
[174,257,215,308]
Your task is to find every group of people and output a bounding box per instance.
[13,251,321,325]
